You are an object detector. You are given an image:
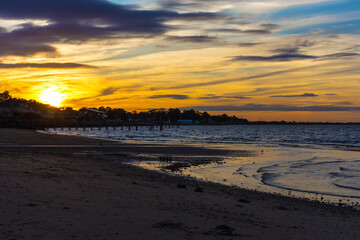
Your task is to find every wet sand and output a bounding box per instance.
[0,128,359,240]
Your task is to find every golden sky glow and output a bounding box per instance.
[0,0,359,121]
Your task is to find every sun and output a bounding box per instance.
[39,88,63,107]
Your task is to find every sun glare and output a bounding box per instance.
[39,88,63,108]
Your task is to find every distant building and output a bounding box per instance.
[83,108,107,119]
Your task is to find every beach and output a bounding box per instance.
[0,129,359,240]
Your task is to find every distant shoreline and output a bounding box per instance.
[2,93,360,128]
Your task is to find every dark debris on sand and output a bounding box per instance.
[152,220,183,229]
[204,225,239,236]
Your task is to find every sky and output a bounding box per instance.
[0,0,359,122]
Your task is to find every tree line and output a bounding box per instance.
[0,91,248,126]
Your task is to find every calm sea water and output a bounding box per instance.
[43,125,360,205]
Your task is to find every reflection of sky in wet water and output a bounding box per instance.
[44,125,360,206]
[134,146,360,206]
[185,147,360,205]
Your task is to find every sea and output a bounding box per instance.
[43,125,360,206]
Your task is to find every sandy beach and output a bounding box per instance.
[0,128,359,240]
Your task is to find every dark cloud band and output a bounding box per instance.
[0,62,96,69]
[186,104,360,112]
[149,94,189,100]
[198,94,251,100]
[271,93,318,98]
[165,35,220,43]
[0,0,222,57]
[231,54,317,62]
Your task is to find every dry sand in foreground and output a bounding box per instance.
[0,128,359,240]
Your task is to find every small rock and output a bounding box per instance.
[238,198,250,203]
[177,184,186,189]
[278,206,288,210]
[194,187,203,192]
[25,203,38,207]
[212,225,237,236]
[152,220,182,229]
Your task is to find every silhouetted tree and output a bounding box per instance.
[168,108,181,122]
[0,91,12,102]
[0,91,251,128]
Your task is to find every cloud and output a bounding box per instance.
[241,29,271,34]
[0,0,181,27]
[157,0,232,12]
[334,101,353,106]
[149,94,190,100]
[231,39,315,62]
[100,87,119,96]
[210,28,271,34]
[231,53,317,62]
[0,62,96,69]
[230,37,358,62]
[157,0,329,15]
[0,31,57,57]
[176,12,225,21]
[165,35,221,43]
[209,28,243,33]
[320,52,360,60]
[271,93,318,98]
[152,44,170,49]
[0,0,222,57]
[271,47,300,54]
[238,42,261,47]
[231,51,360,62]
[259,23,280,30]
[159,65,315,90]
[295,39,316,47]
[64,86,127,104]
[198,94,251,99]
[185,104,360,112]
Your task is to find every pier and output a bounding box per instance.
[44,123,179,132]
